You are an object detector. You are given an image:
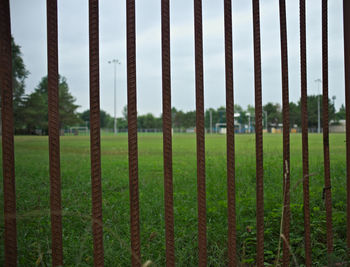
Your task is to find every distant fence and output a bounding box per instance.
[11,126,347,137]
[1,0,350,266]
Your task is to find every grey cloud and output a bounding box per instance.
[10,0,345,118]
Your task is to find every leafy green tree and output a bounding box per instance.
[216,106,226,124]
[263,103,282,129]
[171,107,177,122]
[204,105,250,130]
[80,109,90,127]
[301,95,335,128]
[289,102,300,128]
[137,113,162,129]
[183,111,196,128]
[4,37,30,130]
[23,88,48,132]
[138,113,152,129]
[12,37,29,107]
[171,107,180,128]
[79,109,114,129]
[117,117,127,129]
[335,104,345,121]
[23,76,81,132]
[246,104,255,115]
[234,104,243,113]
[100,110,113,128]
[205,106,227,128]
[173,109,185,129]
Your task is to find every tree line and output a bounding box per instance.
[80,99,345,131]
[4,38,346,134]
[6,38,80,134]
[108,99,344,131]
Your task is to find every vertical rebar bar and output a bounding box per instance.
[322,0,333,256]
[46,0,63,265]
[299,0,312,265]
[0,0,17,265]
[89,0,104,265]
[344,0,350,255]
[252,0,264,265]
[224,0,237,266]
[161,0,175,266]
[193,0,207,265]
[127,0,141,266]
[278,0,290,265]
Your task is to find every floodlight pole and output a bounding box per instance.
[108,59,121,134]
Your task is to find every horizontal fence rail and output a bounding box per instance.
[0,0,349,266]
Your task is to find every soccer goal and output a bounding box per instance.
[69,126,89,136]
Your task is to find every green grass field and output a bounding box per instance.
[0,133,348,266]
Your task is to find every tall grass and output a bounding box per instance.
[0,133,348,266]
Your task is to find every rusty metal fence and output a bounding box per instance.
[0,0,349,266]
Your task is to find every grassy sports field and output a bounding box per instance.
[0,133,348,266]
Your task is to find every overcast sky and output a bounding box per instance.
[10,0,345,117]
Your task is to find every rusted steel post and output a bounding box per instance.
[126,0,141,266]
[252,0,264,266]
[193,0,207,265]
[0,0,17,265]
[322,0,333,256]
[161,0,175,266]
[278,0,290,265]
[224,0,237,266]
[46,0,63,265]
[89,0,104,265]
[299,0,312,265]
[344,0,350,254]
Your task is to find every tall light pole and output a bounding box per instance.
[108,59,121,134]
[315,78,322,133]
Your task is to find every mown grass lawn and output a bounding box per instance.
[0,133,348,266]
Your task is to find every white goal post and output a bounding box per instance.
[214,113,240,134]
[69,126,89,135]
[215,123,227,134]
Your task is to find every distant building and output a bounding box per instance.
[330,119,345,133]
